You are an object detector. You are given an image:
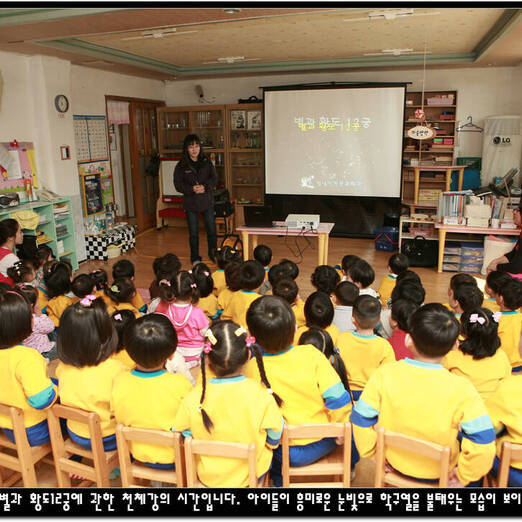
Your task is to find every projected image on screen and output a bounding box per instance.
[264,86,405,198]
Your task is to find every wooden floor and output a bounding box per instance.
[21,224,466,488]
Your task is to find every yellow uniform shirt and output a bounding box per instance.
[482,297,501,313]
[96,290,113,308]
[173,375,283,487]
[212,270,226,297]
[111,349,136,370]
[107,301,141,318]
[498,311,522,368]
[112,369,192,465]
[378,274,397,306]
[37,288,49,313]
[47,295,74,327]
[56,358,127,438]
[337,331,395,391]
[442,348,511,402]
[228,290,261,328]
[198,294,219,320]
[351,358,496,485]
[486,375,522,470]
[217,288,236,320]
[292,299,306,328]
[294,324,340,347]
[245,344,351,445]
[0,345,57,429]
[131,292,147,314]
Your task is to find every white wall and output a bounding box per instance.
[165,65,522,157]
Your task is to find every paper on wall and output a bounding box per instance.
[6,150,22,180]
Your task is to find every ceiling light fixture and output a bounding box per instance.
[121,28,198,41]
[344,9,441,23]
[363,49,429,57]
[203,56,261,65]
[223,8,242,14]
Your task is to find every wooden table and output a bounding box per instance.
[404,165,465,205]
[435,223,519,273]
[236,222,335,266]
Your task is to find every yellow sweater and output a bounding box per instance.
[378,274,397,306]
[295,324,340,347]
[212,270,226,297]
[498,311,522,368]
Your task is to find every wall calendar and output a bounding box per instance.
[73,115,109,163]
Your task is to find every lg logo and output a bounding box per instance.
[493,136,511,144]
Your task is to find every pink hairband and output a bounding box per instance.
[114,313,122,321]
[191,283,197,289]
[80,294,97,306]
[159,279,171,287]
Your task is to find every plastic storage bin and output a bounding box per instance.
[375,226,399,252]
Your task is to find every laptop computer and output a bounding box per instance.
[243,205,274,228]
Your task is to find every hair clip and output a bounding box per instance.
[114,313,122,321]
[492,311,501,323]
[330,355,336,365]
[266,388,274,395]
[469,313,486,325]
[80,294,97,307]
[159,279,171,287]
[205,329,218,345]
[111,284,120,293]
[334,347,340,355]
[190,283,197,289]
[234,326,247,337]
[203,341,213,354]
[245,336,256,348]
[203,271,210,277]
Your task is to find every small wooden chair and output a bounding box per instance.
[47,404,119,487]
[184,437,260,487]
[281,423,352,488]
[484,441,522,487]
[0,404,53,487]
[374,427,451,487]
[115,425,184,487]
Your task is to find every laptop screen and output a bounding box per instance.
[243,205,274,228]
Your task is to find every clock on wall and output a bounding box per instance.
[54,94,69,113]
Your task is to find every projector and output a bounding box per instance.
[285,214,320,230]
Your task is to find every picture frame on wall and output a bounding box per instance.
[247,110,261,130]
[231,110,246,130]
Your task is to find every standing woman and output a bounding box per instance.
[0,218,23,281]
[174,134,217,265]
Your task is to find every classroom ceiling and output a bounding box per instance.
[0,7,521,81]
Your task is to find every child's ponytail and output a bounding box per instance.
[199,351,214,433]
[252,344,283,407]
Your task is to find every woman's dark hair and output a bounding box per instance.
[298,327,352,401]
[57,298,117,366]
[497,278,522,310]
[153,253,181,281]
[459,307,501,360]
[215,245,241,270]
[125,314,176,368]
[396,269,421,286]
[91,268,108,291]
[112,259,135,279]
[111,309,137,353]
[278,259,299,280]
[15,283,38,307]
[453,284,484,312]
[391,280,425,306]
[44,261,72,299]
[272,278,298,305]
[160,270,199,303]
[224,260,242,292]
[409,303,459,357]
[391,298,419,332]
[199,321,282,432]
[7,259,35,284]
[348,258,375,288]
[388,253,409,276]
[486,271,513,295]
[304,291,334,329]
[353,295,381,330]
[34,244,54,269]
[105,277,136,304]
[253,245,272,267]
[246,296,295,354]
[449,273,477,294]
[341,254,360,274]
[0,219,20,245]
[192,262,214,298]
[239,260,265,291]
[335,281,359,306]
[0,289,32,348]
[180,134,204,167]
[71,274,95,299]
[311,265,340,295]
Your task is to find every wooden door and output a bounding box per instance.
[129,102,161,231]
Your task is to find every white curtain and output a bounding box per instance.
[107,100,130,125]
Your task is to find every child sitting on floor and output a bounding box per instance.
[113,314,192,470]
[272,277,306,328]
[245,296,352,487]
[337,254,361,281]
[71,273,96,302]
[332,281,359,333]
[388,298,418,361]
[448,283,484,320]
[378,253,409,306]
[484,271,512,313]
[7,259,37,287]
[44,260,74,327]
[112,259,147,314]
[149,253,181,301]
[105,277,140,318]
[217,260,242,320]
[173,321,283,487]
[213,246,240,296]
[295,291,340,346]
[345,258,379,299]
[254,244,272,281]
[110,309,137,369]
[193,262,220,321]
[311,265,340,298]
[495,278,522,371]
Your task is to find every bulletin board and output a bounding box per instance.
[0,141,39,195]
[80,172,104,216]
[73,115,109,163]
